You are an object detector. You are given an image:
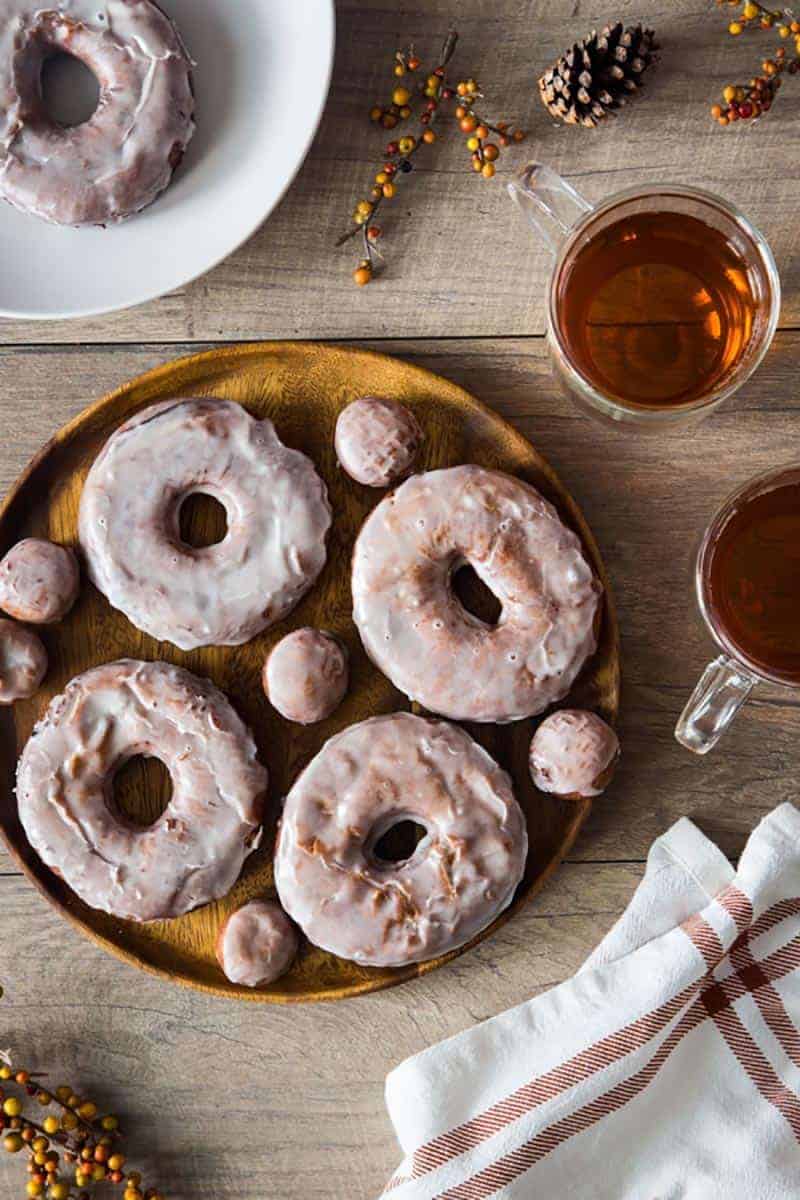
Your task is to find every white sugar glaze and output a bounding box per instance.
[274,712,528,968]
[79,398,332,651]
[216,899,298,988]
[0,616,47,702]
[16,659,266,921]
[0,0,194,225]
[529,709,619,799]
[351,465,602,723]
[0,538,79,624]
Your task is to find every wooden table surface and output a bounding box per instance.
[1,2,799,1196]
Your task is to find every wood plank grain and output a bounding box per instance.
[0,861,643,1200]
[0,0,798,344]
[0,335,798,877]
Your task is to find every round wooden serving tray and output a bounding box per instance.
[0,343,619,1003]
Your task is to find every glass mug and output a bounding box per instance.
[508,164,781,428]
[676,464,800,754]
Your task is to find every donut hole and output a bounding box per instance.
[178,492,229,550]
[40,52,100,128]
[452,563,502,626]
[371,819,428,866]
[111,754,173,829]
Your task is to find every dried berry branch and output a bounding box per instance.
[0,1053,163,1200]
[712,2,800,122]
[338,30,527,286]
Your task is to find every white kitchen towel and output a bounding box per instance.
[380,803,800,1199]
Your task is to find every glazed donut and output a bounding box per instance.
[0,538,79,624]
[79,399,332,651]
[0,1,195,226]
[216,899,298,988]
[529,709,619,799]
[264,628,348,724]
[16,659,266,921]
[0,617,46,703]
[274,712,527,968]
[352,465,601,724]
[335,397,423,487]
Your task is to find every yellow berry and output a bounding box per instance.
[382,182,396,198]
[124,1191,143,1200]
[723,84,737,102]
[422,129,436,144]
[36,1093,50,1107]
[42,1118,59,1136]
[482,162,496,179]
[729,21,744,34]
[743,1,759,16]
[49,1185,69,1200]
[127,1173,142,1186]
[356,200,373,217]
[27,1183,44,1198]
[4,1133,23,1153]
[60,1112,78,1131]
[32,1138,48,1154]
[75,1174,91,1189]
[3,1097,22,1117]
[426,74,438,88]
[398,136,415,154]
[399,105,411,119]
[779,23,791,36]
[100,1116,119,1132]
[92,1164,107,1181]
[54,1088,71,1104]
[466,135,479,151]
[0,1066,12,1081]
[375,172,388,185]
[108,1153,126,1171]
[392,87,411,106]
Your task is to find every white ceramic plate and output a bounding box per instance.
[0,0,335,320]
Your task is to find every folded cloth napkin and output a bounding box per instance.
[381,803,800,1199]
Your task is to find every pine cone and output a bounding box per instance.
[539,23,659,128]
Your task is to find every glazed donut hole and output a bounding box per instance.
[335,396,423,487]
[0,538,80,625]
[216,900,299,988]
[529,709,620,800]
[0,618,47,704]
[264,628,349,724]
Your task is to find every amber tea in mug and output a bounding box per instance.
[676,465,800,754]
[508,169,780,426]
[703,471,800,685]
[554,209,763,410]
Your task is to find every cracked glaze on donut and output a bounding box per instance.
[0,616,47,702]
[274,712,527,968]
[529,709,619,799]
[16,659,266,921]
[0,538,79,624]
[264,628,349,725]
[0,0,195,225]
[216,899,298,988]
[79,398,332,651]
[335,397,423,487]
[352,465,602,724]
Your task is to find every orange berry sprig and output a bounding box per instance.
[339,29,527,286]
[454,80,526,179]
[711,3,800,123]
[0,1057,164,1200]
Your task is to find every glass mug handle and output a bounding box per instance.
[675,655,758,755]
[507,163,593,260]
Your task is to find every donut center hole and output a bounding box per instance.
[40,52,100,128]
[372,820,428,865]
[178,492,229,550]
[112,755,172,829]
[452,563,502,626]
